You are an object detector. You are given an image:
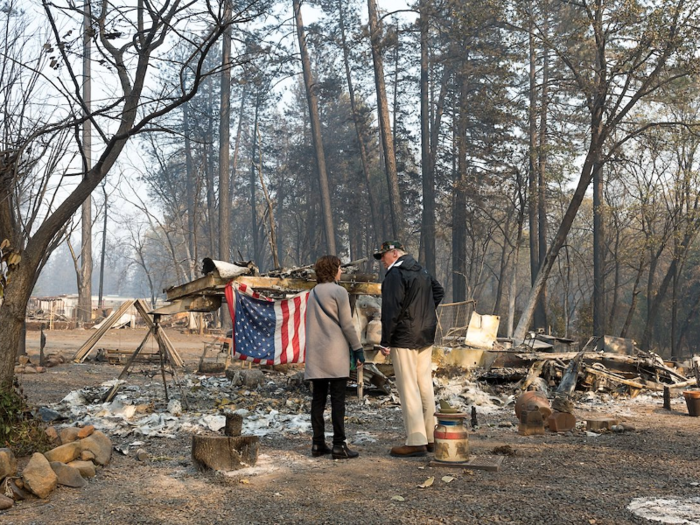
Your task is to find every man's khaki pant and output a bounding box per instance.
[391,345,436,446]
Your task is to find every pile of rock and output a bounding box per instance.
[14,355,46,375]
[0,425,112,511]
[14,354,65,375]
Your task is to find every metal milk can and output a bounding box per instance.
[434,412,470,463]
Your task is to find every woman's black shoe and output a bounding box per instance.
[311,443,332,457]
[332,443,359,459]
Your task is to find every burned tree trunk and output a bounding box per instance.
[367,0,403,239]
[293,0,336,254]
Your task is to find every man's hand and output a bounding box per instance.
[377,345,391,357]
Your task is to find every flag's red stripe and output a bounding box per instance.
[301,292,309,362]
[291,295,302,362]
[280,299,290,364]
[224,283,236,354]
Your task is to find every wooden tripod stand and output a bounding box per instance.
[102,313,189,407]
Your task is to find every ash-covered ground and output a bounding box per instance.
[4,328,700,525]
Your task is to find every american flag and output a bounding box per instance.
[224,282,309,365]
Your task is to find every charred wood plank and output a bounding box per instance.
[166,275,381,302]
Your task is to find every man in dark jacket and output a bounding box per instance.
[374,240,444,457]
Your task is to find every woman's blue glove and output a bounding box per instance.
[352,349,365,365]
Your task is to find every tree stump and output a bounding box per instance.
[191,435,259,471]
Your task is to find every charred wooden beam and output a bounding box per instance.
[165,274,381,302]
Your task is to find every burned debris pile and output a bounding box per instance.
[482,340,698,397]
[490,349,697,397]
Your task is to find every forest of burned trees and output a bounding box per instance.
[75,0,700,354]
[5,0,700,366]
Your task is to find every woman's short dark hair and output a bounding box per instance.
[315,255,341,284]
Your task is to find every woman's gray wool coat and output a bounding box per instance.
[304,282,362,380]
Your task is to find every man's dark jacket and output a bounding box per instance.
[380,254,445,349]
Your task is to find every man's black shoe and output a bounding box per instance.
[390,445,427,457]
[332,443,359,459]
[311,443,332,457]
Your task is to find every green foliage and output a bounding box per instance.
[0,379,52,456]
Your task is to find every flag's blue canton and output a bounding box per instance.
[234,291,277,360]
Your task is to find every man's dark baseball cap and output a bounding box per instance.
[373,240,404,260]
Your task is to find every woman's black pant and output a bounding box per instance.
[311,378,346,446]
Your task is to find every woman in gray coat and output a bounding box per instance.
[305,255,365,459]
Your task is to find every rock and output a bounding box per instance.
[18,355,30,365]
[81,450,96,462]
[134,403,153,415]
[23,366,37,374]
[226,368,264,388]
[80,431,112,465]
[67,460,96,478]
[551,395,575,414]
[22,453,57,499]
[45,353,65,364]
[59,426,81,444]
[45,354,64,368]
[14,365,24,374]
[286,371,306,388]
[44,441,82,464]
[34,366,46,373]
[37,407,66,423]
[0,448,18,479]
[45,426,59,442]
[167,400,182,416]
[0,494,13,510]
[77,425,95,439]
[49,462,86,488]
[135,449,149,462]
[1,477,28,500]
